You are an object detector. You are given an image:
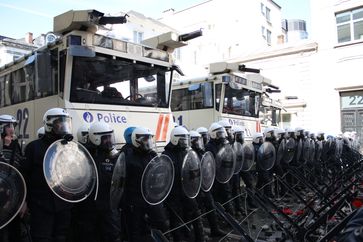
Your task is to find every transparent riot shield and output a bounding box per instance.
[315,141,323,161]
[110,152,126,209]
[43,140,98,203]
[257,142,276,171]
[215,144,236,183]
[200,151,216,192]
[181,150,202,199]
[302,139,311,164]
[276,139,286,166]
[241,143,255,171]
[0,162,26,229]
[309,140,316,163]
[283,138,296,164]
[233,142,244,174]
[335,139,344,159]
[296,139,303,162]
[142,154,175,205]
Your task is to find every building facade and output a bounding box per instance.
[232,0,363,141]
[158,0,284,76]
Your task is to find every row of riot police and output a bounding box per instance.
[1,106,361,242]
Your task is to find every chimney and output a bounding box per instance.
[277,34,285,44]
[25,32,33,44]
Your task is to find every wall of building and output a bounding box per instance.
[158,0,284,76]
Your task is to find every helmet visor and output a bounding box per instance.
[175,134,190,148]
[235,132,244,143]
[191,136,204,150]
[100,132,115,151]
[135,134,155,151]
[215,129,226,139]
[3,123,16,137]
[52,116,72,135]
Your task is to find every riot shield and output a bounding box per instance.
[43,140,98,203]
[283,138,296,164]
[200,151,216,192]
[181,150,202,199]
[322,140,331,162]
[335,139,343,159]
[142,154,174,205]
[315,141,323,161]
[257,142,276,171]
[241,143,255,172]
[110,152,126,209]
[302,139,310,164]
[309,140,316,162]
[233,142,244,174]
[0,162,26,229]
[276,139,286,165]
[296,139,303,162]
[215,144,236,183]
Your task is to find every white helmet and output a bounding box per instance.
[263,127,275,138]
[190,130,201,139]
[43,108,72,135]
[170,126,190,148]
[131,127,154,151]
[274,128,286,139]
[295,127,304,137]
[285,127,295,138]
[89,122,115,150]
[218,120,233,137]
[209,122,226,140]
[77,124,90,145]
[0,114,17,137]
[190,130,204,150]
[252,132,263,144]
[196,126,209,145]
[196,127,208,134]
[316,131,325,139]
[37,127,45,139]
[309,132,316,139]
[232,125,245,143]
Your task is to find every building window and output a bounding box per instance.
[266,7,271,22]
[267,30,272,44]
[336,7,363,43]
[261,26,266,39]
[133,31,144,44]
[261,3,265,15]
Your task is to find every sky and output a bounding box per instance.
[0,0,310,39]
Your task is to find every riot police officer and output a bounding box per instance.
[254,132,274,198]
[23,108,73,242]
[191,130,227,237]
[122,127,169,242]
[163,126,206,242]
[234,126,257,210]
[272,128,287,197]
[83,121,121,242]
[229,125,245,215]
[205,122,236,217]
[37,127,45,139]
[0,114,27,242]
[196,127,209,146]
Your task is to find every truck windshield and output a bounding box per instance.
[221,84,260,118]
[70,54,171,108]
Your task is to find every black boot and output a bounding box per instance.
[193,218,206,242]
[207,211,228,237]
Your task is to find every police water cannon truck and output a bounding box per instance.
[0,9,201,150]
